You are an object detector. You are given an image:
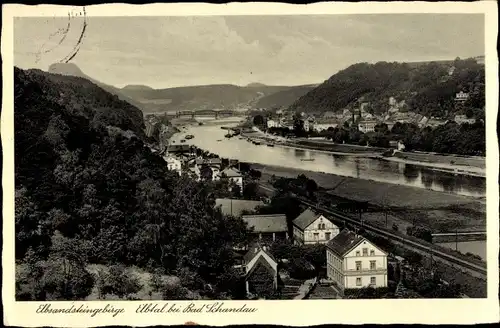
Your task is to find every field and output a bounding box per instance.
[255,164,486,234]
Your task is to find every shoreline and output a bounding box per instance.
[241,131,486,178]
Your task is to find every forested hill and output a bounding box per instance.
[289,58,485,118]
[15,67,249,301]
[254,84,317,109]
[16,68,145,137]
[48,63,147,112]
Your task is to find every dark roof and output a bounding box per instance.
[242,214,287,233]
[196,158,222,165]
[221,167,242,178]
[292,207,324,230]
[243,242,277,265]
[215,198,264,217]
[326,229,365,257]
[245,254,277,279]
[168,144,191,152]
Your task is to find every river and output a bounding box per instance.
[437,241,486,260]
[172,122,486,198]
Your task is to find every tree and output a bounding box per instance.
[243,182,260,200]
[231,184,242,197]
[253,115,265,126]
[100,265,142,299]
[199,164,213,181]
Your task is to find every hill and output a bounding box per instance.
[14,67,249,301]
[254,84,317,109]
[122,84,154,91]
[48,63,321,113]
[289,58,485,119]
[119,83,302,113]
[48,63,149,112]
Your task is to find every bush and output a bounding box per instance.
[288,258,316,280]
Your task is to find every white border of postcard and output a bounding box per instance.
[2,2,499,326]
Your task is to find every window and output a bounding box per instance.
[370,249,375,256]
[362,248,368,256]
[356,278,362,286]
[370,260,376,270]
[355,261,362,271]
[370,277,376,285]
[325,232,331,240]
[314,233,319,240]
[356,251,361,256]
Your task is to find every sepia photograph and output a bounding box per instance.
[10,8,490,302]
[2,2,499,326]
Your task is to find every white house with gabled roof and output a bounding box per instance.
[292,208,340,245]
[326,229,388,291]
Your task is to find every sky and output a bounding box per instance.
[14,14,485,89]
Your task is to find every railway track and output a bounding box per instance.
[296,197,487,277]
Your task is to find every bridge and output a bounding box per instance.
[175,109,237,119]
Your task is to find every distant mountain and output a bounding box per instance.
[47,63,321,113]
[119,83,307,113]
[48,63,147,112]
[289,58,485,119]
[122,84,154,91]
[246,82,268,88]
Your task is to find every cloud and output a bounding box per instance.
[14,14,485,88]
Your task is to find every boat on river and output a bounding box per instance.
[300,158,315,161]
[266,143,275,147]
[185,135,194,140]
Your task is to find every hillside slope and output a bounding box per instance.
[254,84,317,109]
[289,58,485,119]
[119,83,295,113]
[14,67,249,301]
[48,63,149,112]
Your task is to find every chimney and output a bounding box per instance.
[254,247,259,254]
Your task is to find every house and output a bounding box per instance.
[426,118,447,128]
[322,111,336,119]
[384,120,396,131]
[215,198,264,217]
[194,158,222,181]
[417,116,429,128]
[221,167,244,193]
[454,114,476,125]
[313,119,339,132]
[474,55,485,65]
[242,214,288,243]
[389,140,405,151]
[267,119,279,129]
[163,154,182,176]
[243,243,279,298]
[326,229,388,292]
[303,117,315,132]
[293,208,340,245]
[358,120,378,133]
[447,66,456,76]
[455,91,469,102]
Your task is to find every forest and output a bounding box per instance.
[289,58,485,120]
[14,68,251,301]
[267,119,485,156]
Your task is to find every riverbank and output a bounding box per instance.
[253,163,486,234]
[242,129,486,177]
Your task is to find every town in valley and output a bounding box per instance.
[13,13,487,301]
